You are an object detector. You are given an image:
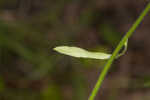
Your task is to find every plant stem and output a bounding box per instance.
[88,2,150,100]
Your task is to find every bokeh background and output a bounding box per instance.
[0,0,150,100]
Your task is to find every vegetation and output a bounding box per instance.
[0,0,150,100]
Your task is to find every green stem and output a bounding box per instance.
[88,2,150,100]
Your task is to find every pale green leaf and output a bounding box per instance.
[54,46,111,59]
[54,40,128,60]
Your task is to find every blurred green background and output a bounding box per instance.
[0,0,150,100]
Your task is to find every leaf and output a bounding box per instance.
[53,40,128,60]
[54,46,111,59]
